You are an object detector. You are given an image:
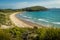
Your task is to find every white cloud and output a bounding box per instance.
[13,0,60,9]
[0,0,60,9]
[29,0,60,8]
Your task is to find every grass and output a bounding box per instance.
[0,12,12,26]
[0,27,60,40]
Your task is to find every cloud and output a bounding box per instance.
[13,0,60,9]
[0,0,60,9]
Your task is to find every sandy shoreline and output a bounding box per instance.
[10,12,44,28]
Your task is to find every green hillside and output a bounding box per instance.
[21,6,47,11]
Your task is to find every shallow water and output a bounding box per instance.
[16,9,60,28]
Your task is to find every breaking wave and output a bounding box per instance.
[38,19,49,22]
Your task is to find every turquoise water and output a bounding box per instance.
[16,9,60,27]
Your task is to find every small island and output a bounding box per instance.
[20,6,47,11]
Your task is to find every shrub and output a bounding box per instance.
[0,29,11,40]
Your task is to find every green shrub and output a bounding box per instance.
[0,27,60,40]
[0,29,11,40]
[36,28,60,40]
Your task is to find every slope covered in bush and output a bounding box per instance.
[0,27,60,40]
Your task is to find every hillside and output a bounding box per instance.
[21,6,47,11]
[0,6,47,12]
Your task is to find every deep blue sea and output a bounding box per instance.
[16,9,60,27]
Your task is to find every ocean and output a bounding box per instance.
[16,9,60,28]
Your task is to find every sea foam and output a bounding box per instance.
[22,16,32,19]
[38,19,49,22]
[52,22,60,24]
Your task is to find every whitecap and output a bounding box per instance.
[38,19,49,22]
[52,22,60,24]
[23,16,27,17]
[23,16,32,19]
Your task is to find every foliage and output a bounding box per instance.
[0,6,47,12]
[0,27,60,40]
[21,6,47,11]
[0,29,11,40]
[0,12,12,26]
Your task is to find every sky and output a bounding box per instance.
[0,0,60,9]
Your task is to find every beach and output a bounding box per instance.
[10,12,44,28]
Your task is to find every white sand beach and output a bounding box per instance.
[10,12,43,28]
[10,12,34,28]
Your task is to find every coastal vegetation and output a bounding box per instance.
[0,6,47,12]
[0,27,60,40]
[0,9,20,26]
[21,6,47,11]
[0,6,60,40]
[0,11,14,26]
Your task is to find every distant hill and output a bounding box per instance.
[0,6,47,12]
[21,6,47,11]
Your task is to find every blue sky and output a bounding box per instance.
[0,0,60,9]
